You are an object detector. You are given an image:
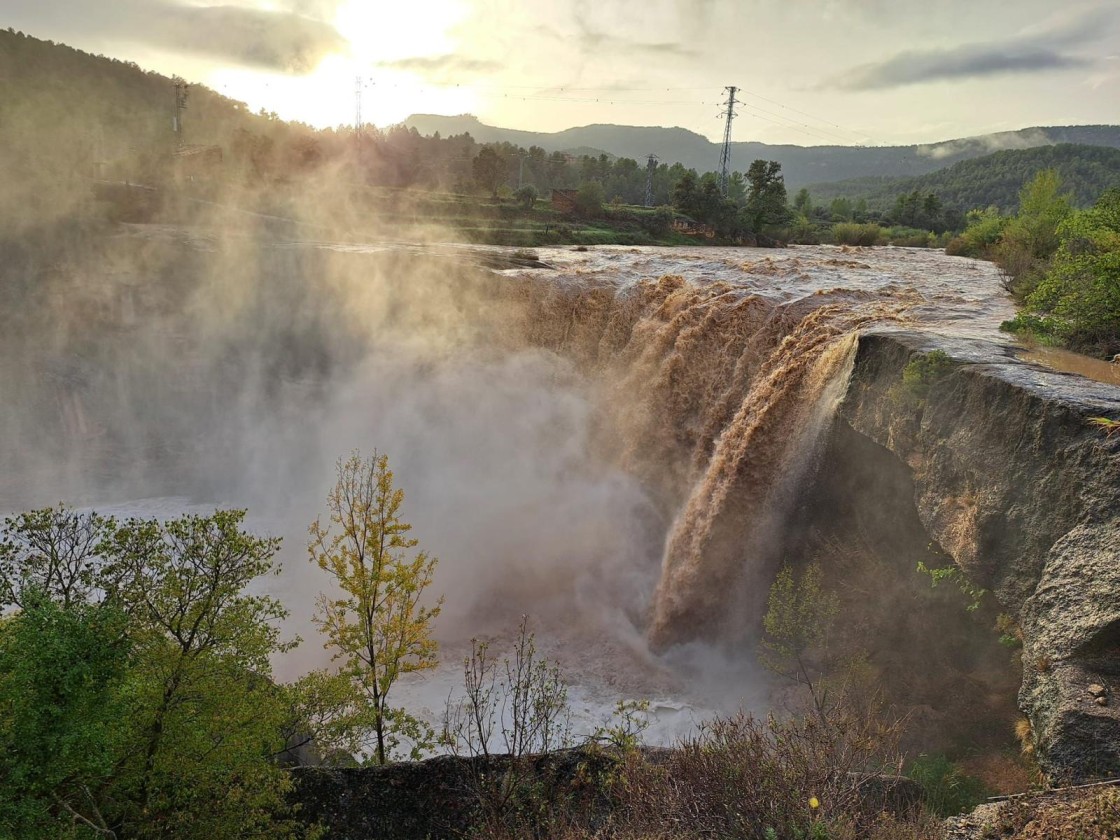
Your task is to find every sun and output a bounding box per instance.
[204,0,477,129]
[333,0,467,65]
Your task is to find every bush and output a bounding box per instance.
[948,207,1008,258]
[885,226,936,247]
[1017,189,1120,356]
[900,350,957,401]
[574,182,605,218]
[787,217,824,245]
[639,205,676,237]
[612,707,935,840]
[907,754,990,817]
[832,223,883,246]
[514,184,538,209]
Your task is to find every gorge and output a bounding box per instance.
[2,225,1118,801]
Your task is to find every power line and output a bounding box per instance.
[735,87,868,144]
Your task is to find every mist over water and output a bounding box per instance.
[0,223,1015,739]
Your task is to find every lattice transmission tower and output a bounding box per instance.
[717,86,738,196]
[172,77,189,148]
[644,153,659,207]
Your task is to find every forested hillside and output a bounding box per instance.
[405,114,1120,191]
[806,144,1120,214]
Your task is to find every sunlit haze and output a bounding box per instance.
[5,0,1120,145]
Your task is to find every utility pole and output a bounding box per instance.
[717,85,738,196]
[172,77,189,148]
[644,153,659,207]
[355,75,363,138]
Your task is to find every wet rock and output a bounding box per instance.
[840,328,1120,783]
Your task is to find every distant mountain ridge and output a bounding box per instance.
[402,114,1120,191]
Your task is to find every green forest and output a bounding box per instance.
[806,144,1120,215]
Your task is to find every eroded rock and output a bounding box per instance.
[840,328,1120,783]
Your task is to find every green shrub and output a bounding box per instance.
[949,207,1008,258]
[993,169,1073,300]
[514,184,538,209]
[1019,189,1120,356]
[574,182,605,218]
[885,227,935,247]
[831,223,883,246]
[901,350,957,400]
[907,754,990,817]
[788,217,824,245]
[638,204,676,237]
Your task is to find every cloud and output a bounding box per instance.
[6,0,345,73]
[152,4,345,73]
[916,127,1054,159]
[835,45,1090,90]
[826,7,1116,90]
[569,3,698,60]
[383,54,503,78]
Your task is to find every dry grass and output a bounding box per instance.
[991,787,1120,839]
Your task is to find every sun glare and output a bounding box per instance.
[206,0,476,129]
[334,0,468,65]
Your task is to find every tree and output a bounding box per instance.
[514,184,538,209]
[743,159,791,238]
[0,508,312,839]
[759,563,840,721]
[473,146,505,198]
[672,169,700,218]
[793,188,813,218]
[830,196,853,222]
[111,510,297,835]
[574,180,605,217]
[995,168,1073,299]
[0,594,131,838]
[0,507,115,611]
[442,616,572,834]
[1021,188,1120,355]
[309,451,441,765]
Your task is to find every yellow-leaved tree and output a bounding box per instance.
[309,451,441,764]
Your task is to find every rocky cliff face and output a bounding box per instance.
[839,328,1120,783]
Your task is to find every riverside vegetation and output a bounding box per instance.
[944,169,1120,359]
[1,447,1047,840]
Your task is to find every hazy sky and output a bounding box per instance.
[6,0,1120,146]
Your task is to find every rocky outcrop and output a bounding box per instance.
[839,328,1120,783]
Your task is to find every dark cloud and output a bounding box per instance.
[153,4,345,73]
[827,7,1116,90]
[5,0,345,73]
[834,44,1091,90]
